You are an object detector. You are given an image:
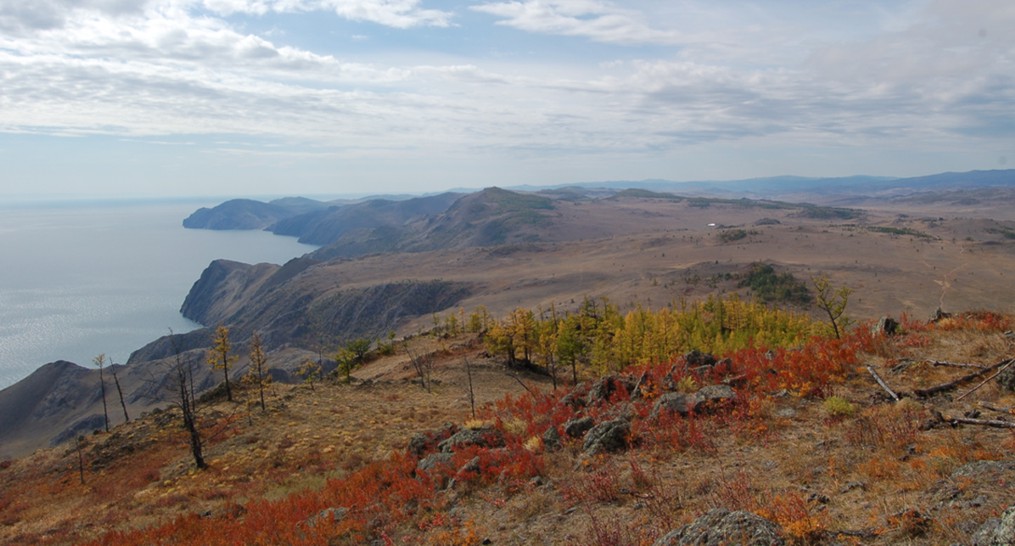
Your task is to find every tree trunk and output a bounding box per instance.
[98,366,109,432]
[112,367,129,423]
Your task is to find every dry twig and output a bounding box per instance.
[929,360,986,370]
[867,365,900,402]
[955,358,1015,401]
[914,358,1013,398]
[949,416,1015,429]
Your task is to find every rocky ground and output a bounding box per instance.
[1,315,1014,545]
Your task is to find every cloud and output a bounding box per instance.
[0,0,1012,194]
[471,0,680,45]
[200,0,454,28]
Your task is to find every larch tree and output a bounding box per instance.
[246,332,270,412]
[208,325,237,402]
[812,275,852,339]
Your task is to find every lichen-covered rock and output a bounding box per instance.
[582,418,630,455]
[542,426,562,451]
[438,426,505,453]
[407,423,459,458]
[650,392,694,419]
[586,375,636,406]
[653,508,785,546]
[872,316,899,336]
[972,505,1015,546]
[560,385,589,410]
[684,350,717,368]
[563,417,595,439]
[416,452,454,473]
[692,384,736,414]
[998,364,1015,392]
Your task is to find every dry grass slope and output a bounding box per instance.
[1,312,1013,545]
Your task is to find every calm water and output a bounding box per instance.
[0,199,317,390]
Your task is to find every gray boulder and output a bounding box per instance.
[542,426,562,451]
[582,418,630,455]
[871,316,899,336]
[586,375,636,406]
[684,350,718,368]
[650,392,694,419]
[438,426,505,453]
[651,385,736,420]
[564,417,595,439]
[972,505,1015,546]
[417,452,454,473]
[692,384,736,414]
[654,508,785,546]
[998,363,1015,392]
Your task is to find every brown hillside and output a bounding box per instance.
[2,313,1013,545]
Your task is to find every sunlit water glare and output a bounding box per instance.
[0,200,317,390]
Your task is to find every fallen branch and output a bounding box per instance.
[978,401,1015,415]
[955,359,1015,402]
[509,373,536,396]
[631,371,649,398]
[830,528,881,540]
[867,366,900,402]
[914,358,1013,398]
[949,416,1015,429]
[929,360,986,370]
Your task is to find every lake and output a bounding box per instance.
[0,199,318,389]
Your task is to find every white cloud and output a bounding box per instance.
[0,0,1013,197]
[200,0,453,28]
[471,0,680,44]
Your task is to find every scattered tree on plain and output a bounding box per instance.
[298,359,322,391]
[812,275,852,339]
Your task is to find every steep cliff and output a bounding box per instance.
[179,256,471,349]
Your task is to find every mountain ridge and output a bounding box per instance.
[3,169,1015,460]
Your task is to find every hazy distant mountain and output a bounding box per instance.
[182,197,330,230]
[271,192,462,246]
[508,169,1015,203]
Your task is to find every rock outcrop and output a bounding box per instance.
[973,505,1015,546]
[650,385,737,419]
[653,509,785,546]
[179,259,473,350]
[582,418,630,455]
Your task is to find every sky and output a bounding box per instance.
[0,0,1013,199]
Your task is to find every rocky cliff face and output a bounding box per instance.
[179,257,472,349]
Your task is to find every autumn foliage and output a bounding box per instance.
[14,299,1001,545]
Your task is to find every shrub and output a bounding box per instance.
[822,396,856,418]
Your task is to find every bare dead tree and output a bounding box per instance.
[93,354,110,432]
[109,358,129,423]
[76,435,86,485]
[168,329,206,470]
[406,343,434,393]
[464,357,476,419]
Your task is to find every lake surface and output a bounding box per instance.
[0,199,318,390]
